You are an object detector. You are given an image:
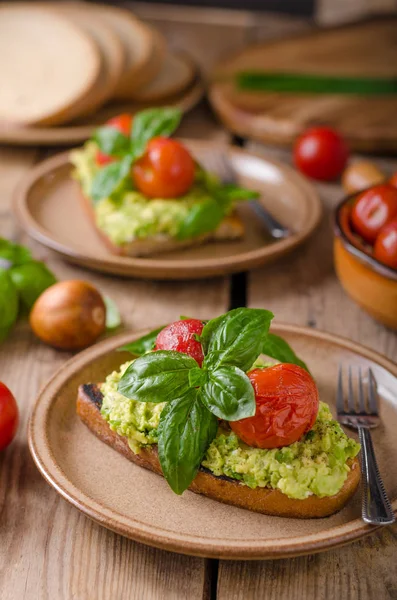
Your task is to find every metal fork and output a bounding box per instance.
[202,151,291,239]
[337,366,395,525]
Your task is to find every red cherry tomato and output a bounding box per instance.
[0,382,19,451]
[132,137,195,198]
[294,127,349,181]
[351,184,397,244]
[96,113,134,166]
[230,364,319,449]
[373,219,397,270]
[155,319,204,366]
[389,172,397,189]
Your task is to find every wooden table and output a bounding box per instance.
[0,6,396,600]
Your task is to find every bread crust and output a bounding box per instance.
[77,384,360,518]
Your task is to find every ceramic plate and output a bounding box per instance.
[14,141,321,280]
[0,79,204,146]
[28,325,397,559]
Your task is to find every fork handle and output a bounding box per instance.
[358,426,395,525]
[248,200,291,239]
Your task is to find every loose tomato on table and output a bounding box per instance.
[294,126,349,181]
[351,184,397,244]
[373,219,397,270]
[230,364,319,449]
[0,382,19,451]
[96,114,134,166]
[132,137,195,198]
[155,319,204,366]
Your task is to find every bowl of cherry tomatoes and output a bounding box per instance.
[334,180,397,329]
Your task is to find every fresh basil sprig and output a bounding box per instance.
[90,107,182,203]
[177,198,224,240]
[262,333,309,372]
[118,325,166,355]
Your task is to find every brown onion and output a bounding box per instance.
[342,161,385,195]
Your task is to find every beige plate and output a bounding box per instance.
[13,141,321,280]
[28,326,397,559]
[0,79,203,147]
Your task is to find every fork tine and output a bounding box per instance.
[336,365,345,414]
[348,365,356,413]
[368,368,379,415]
[357,366,366,413]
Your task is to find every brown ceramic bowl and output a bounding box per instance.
[334,194,397,330]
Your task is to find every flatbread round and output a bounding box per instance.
[131,53,196,102]
[0,5,100,126]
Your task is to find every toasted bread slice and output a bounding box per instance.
[131,53,197,103]
[0,5,100,126]
[79,190,245,257]
[77,384,360,518]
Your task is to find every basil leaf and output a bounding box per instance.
[217,183,260,203]
[176,198,224,241]
[118,326,165,356]
[91,155,133,203]
[262,333,309,372]
[0,238,32,268]
[0,270,19,342]
[201,308,273,372]
[188,367,208,388]
[158,389,218,494]
[130,107,182,160]
[118,350,196,403]
[94,126,131,157]
[9,261,56,311]
[104,296,121,330]
[200,365,255,421]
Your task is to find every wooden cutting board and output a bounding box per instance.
[209,19,397,152]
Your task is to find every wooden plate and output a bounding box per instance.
[0,79,204,147]
[13,141,321,280]
[209,19,397,152]
[28,325,397,559]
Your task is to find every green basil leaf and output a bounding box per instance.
[200,365,255,420]
[9,261,56,311]
[118,350,196,403]
[91,155,133,203]
[176,198,224,241]
[217,183,260,203]
[118,326,165,356]
[201,308,273,372]
[94,126,131,157]
[262,333,309,372]
[0,238,32,268]
[157,389,218,494]
[188,367,208,388]
[0,270,19,342]
[130,107,182,160]
[104,296,121,330]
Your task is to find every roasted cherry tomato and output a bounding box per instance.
[96,113,134,166]
[132,137,195,198]
[389,172,397,189]
[0,382,19,451]
[294,127,349,181]
[373,219,397,270]
[155,319,204,366]
[351,184,397,244]
[230,364,319,449]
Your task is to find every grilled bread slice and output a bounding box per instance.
[79,190,245,257]
[77,384,360,518]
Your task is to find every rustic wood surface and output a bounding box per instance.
[0,5,396,600]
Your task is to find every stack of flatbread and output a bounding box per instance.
[0,2,198,128]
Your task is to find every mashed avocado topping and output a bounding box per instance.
[100,360,360,500]
[71,143,234,245]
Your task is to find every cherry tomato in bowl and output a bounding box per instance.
[0,382,19,451]
[230,364,319,449]
[351,184,397,244]
[155,319,204,366]
[374,219,397,270]
[294,126,349,181]
[132,137,195,198]
[96,113,134,166]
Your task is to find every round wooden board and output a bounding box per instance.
[0,80,204,146]
[209,19,397,152]
[13,141,321,280]
[28,326,397,559]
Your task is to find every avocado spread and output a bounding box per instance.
[100,361,360,500]
[71,143,230,245]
